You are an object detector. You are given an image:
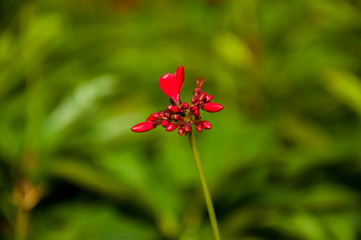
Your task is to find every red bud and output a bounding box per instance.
[184,122,192,132]
[196,124,203,132]
[194,109,200,118]
[171,106,179,113]
[205,95,213,102]
[199,92,207,101]
[146,115,156,121]
[131,121,155,132]
[151,112,161,120]
[159,111,165,117]
[182,102,189,109]
[191,106,198,112]
[191,97,197,104]
[178,126,184,136]
[193,87,201,97]
[201,121,212,129]
[202,103,223,112]
[166,123,177,132]
[161,120,169,127]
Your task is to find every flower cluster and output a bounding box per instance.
[131,66,223,135]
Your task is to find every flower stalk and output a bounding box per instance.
[188,132,221,240]
[131,66,223,238]
[14,206,29,240]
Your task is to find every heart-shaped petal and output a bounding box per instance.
[159,66,184,102]
[174,65,184,91]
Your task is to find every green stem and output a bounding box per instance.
[188,132,221,240]
[14,206,29,240]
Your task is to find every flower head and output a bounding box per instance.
[132,66,223,135]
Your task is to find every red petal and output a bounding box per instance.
[174,65,184,92]
[202,103,223,112]
[159,66,184,102]
[131,121,155,132]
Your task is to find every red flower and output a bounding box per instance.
[131,66,223,135]
[159,65,184,102]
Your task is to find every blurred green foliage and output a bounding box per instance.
[1,0,361,239]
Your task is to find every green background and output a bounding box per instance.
[1,0,361,239]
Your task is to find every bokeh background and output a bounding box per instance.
[1,0,361,239]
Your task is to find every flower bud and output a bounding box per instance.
[184,122,192,132]
[178,126,184,136]
[191,106,198,112]
[201,121,211,129]
[167,105,173,111]
[182,102,189,109]
[161,120,169,127]
[194,109,200,118]
[205,95,213,102]
[171,106,179,113]
[202,103,223,112]
[173,114,181,120]
[191,97,197,104]
[193,88,201,97]
[166,123,177,132]
[196,124,203,132]
[165,113,171,119]
[151,112,161,120]
[131,121,155,132]
[199,92,207,101]
[146,115,156,121]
